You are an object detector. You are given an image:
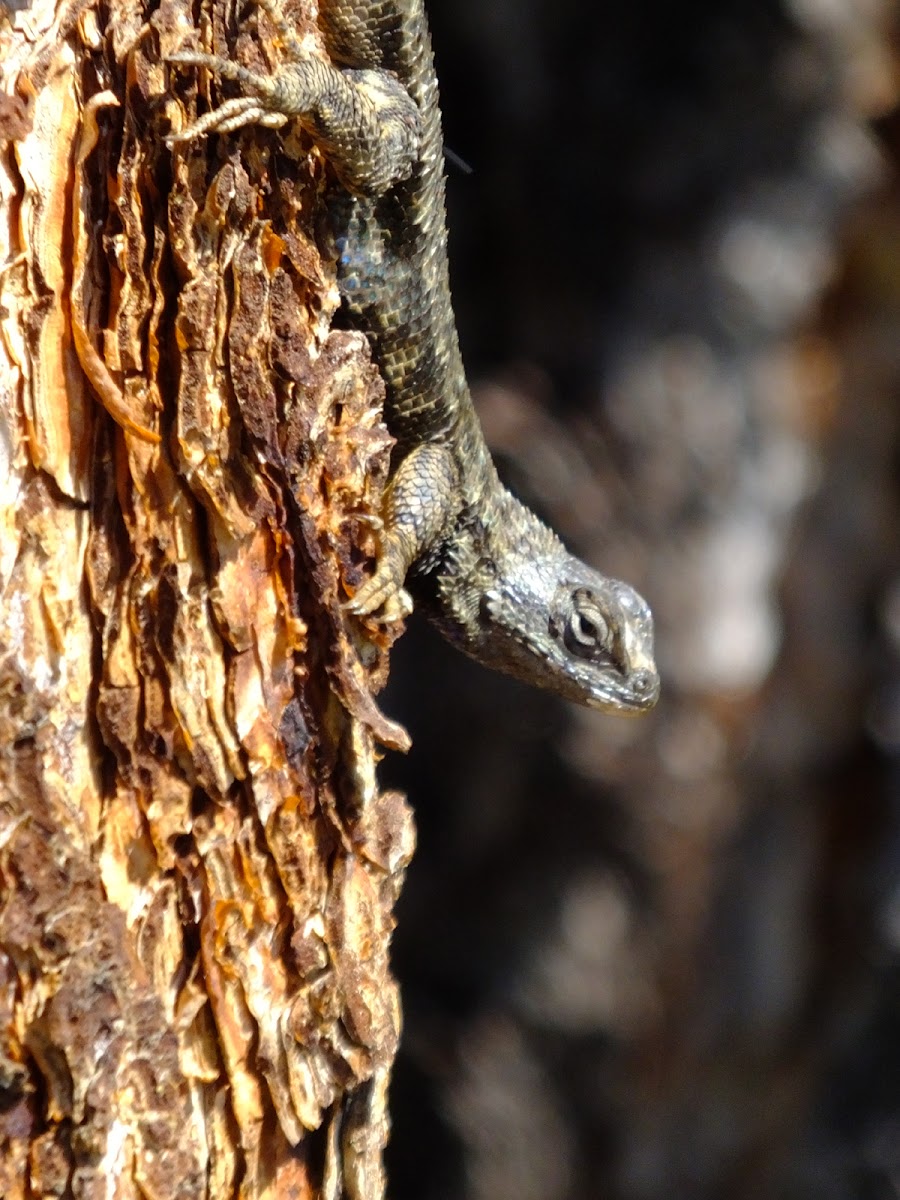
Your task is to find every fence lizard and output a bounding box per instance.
[167,0,660,713]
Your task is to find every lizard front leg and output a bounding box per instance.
[346,442,459,620]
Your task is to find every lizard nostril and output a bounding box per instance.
[630,670,658,697]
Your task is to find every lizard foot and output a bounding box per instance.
[164,0,421,194]
[165,0,341,144]
[346,568,413,623]
[166,47,336,145]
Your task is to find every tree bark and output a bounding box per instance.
[0,1,414,1197]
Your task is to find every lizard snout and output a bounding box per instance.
[627,668,659,705]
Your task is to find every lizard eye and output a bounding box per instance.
[569,610,607,648]
[560,589,612,659]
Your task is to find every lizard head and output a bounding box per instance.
[475,553,660,713]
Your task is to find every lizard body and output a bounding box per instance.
[168,0,660,712]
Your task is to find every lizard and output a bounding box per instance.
[166,0,660,714]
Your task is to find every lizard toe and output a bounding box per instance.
[346,572,412,621]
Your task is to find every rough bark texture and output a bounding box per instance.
[0,1,413,1197]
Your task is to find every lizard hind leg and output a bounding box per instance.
[166,43,346,141]
[164,0,421,196]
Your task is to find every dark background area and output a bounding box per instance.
[380,1,900,1197]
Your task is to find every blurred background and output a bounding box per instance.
[380,0,900,1196]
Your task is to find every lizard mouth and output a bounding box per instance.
[581,663,660,713]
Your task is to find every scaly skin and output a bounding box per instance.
[167,0,659,712]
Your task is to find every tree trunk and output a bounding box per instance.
[0,1,414,1197]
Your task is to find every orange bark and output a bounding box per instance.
[0,2,413,1196]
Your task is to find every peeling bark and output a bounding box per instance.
[0,2,414,1197]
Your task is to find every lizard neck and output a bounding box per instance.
[424,482,565,638]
